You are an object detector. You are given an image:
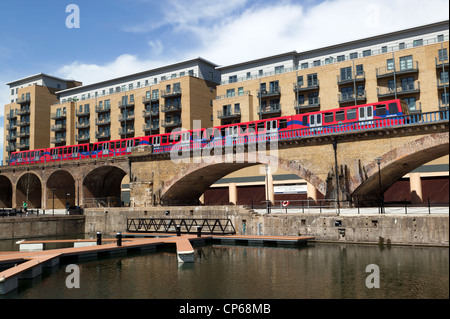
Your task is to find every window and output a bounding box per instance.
[437,34,444,42]
[337,55,345,62]
[129,83,134,90]
[173,82,181,93]
[238,87,244,96]
[439,49,448,61]
[11,89,14,96]
[307,73,318,87]
[340,67,352,81]
[349,52,358,59]
[324,112,334,123]
[347,108,357,120]
[257,122,265,132]
[356,65,364,76]
[229,75,237,83]
[325,57,333,64]
[413,39,423,47]
[152,89,159,100]
[401,77,415,91]
[363,50,371,57]
[381,46,388,53]
[375,105,386,116]
[313,60,321,67]
[258,69,263,76]
[275,65,284,74]
[388,102,398,114]
[403,97,417,111]
[387,58,395,70]
[234,103,240,113]
[399,42,405,50]
[301,63,309,69]
[246,72,251,79]
[399,55,413,71]
[335,111,345,122]
[440,71,449,83]
[226,89,235,98]
[297,76,304,86]
[269,81,279,93]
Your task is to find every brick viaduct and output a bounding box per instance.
[0,121,448,209]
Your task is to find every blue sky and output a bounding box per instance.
[0,0,449,161]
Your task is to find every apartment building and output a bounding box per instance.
[50,57,219,147]
[208,20,449,205]
[3,74,82,163]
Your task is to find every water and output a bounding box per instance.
[1,241,448,299]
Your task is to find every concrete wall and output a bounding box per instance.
[0,216,85,240]
[83,206,449,246]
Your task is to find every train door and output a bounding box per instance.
[266,120,278,140]
[102,142,110,156]
[359,105,374,124]
[126,139,134,153]
[51,148,59,161]
[153,136,161,147]
[181,132,190,144]
[226,126,238,146]
[309,113,322,132]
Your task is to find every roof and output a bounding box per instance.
[6,73,77,87]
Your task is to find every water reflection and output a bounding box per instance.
[0,243,448,299]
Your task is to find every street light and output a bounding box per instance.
[375,157,384,214]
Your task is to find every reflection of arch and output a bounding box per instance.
[16,172,42,208]
[83,165,127,207]
[352,133,449,201]
[0,175,13,208]
[161,154,326,205]
[47,170,76,209]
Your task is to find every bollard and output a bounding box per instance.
[176,225,181,237]
[197,226,202,238]
[97,232,102,245]
[116,232,122,246]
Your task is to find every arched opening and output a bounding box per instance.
[0,175,13,208]
[83,166,127,208]
[16,173,42,209]
[47,170,76,209]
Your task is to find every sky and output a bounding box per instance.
[0,0,449,161]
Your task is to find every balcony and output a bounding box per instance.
[96,118,111,126]
[6,145,16,152]
[376,61,419,78]
[51,136,66,144]
[143,108,160,117]
[295,97,320,112]
[96,131,111,139]
[6,112,17,120]
[16,120,30,127]
[118,100,135,109]
[437,78,449,90]
[16,107,31,116]
[161,88,182,98]
[408,102,422,114]
[76,133,90,142]
[435,57,449,69]
[438,99,449,111]
[259,103,281,115]
[76,121,90,129]
[143,96,159,104]
[258,87,281,98]
[377,82,420,98]
[337,72,365,85]
[51,124,67,132]
[51,112,66,120]
[95,104,111,113]
[143,122,160,132]
[6,134,16,141]
[161,118,182,128]
[16,97,31,105]
[118,113,135,121]
[118,127,135,136]
[76,109,90,117]
[294,80,319,92]
[338,91,367,104]
[18,141,30,150]
[6,124,16,130]
[217,109,241,120]
[17,131,30,138]
[161,103,182,113]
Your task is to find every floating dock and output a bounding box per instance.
[0,233,314,295]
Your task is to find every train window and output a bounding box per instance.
[336,111,345,122]
[248,123,256,134]
[257,122,265,132]
[375,105,387,116]
[279,119,287,129]
[347,109,357,120]
[302,116,308,126]
[324,112,334,123]
[239,124,247,134]
[162,136,168,144]
[388,102,399,114]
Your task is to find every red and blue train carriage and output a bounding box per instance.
[9,99,408,166]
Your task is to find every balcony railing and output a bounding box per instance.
[51,112,66,120]
[6,113,17,120]
[76,109,90,117]
[259,103,281,115]
[143,122,160,132]
[142,96,159,104]
[377,82,420,98]
[438,99,449,111]
[51,124,66,132]
[95,104,111,113]
[16,97,31,105]
[51,136,66,144]
[161,118,182,127]
[337,72,365,85]
[143,108,160,117]
[295,97,320,110]
[161,104,182,113]
[17,131,30,138]
[76,121,90,129]
[6,134,16,141]
[294,80,319,92]
[18,141,30,149]
[257,87,281,98]
[118,100,135,108]
[118,127,135,135]
[338,91,367,104]
[16,120,30,127]
[376,61,419,78]
[96,131,111,139]
[96,118,111,126]
[435,57,449,69]
[76,134,90,142]
[119,113,135,121]
[217,110,241,119]
[437,78,449,89]
[6,145,16,152]
[161,88,182,98]
[16,107,30,115]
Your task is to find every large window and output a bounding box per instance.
[399,55,413,71]
[340,67,352,80]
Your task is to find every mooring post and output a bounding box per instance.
[176,225,181,237]
[97,232,102,245]
[116,232,122,246]
[197,226,202,238]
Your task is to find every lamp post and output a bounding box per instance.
[332,139,340,215]
[51,188,55,216]
[375,157,384,214]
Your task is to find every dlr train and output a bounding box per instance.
[9,99,408,165]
